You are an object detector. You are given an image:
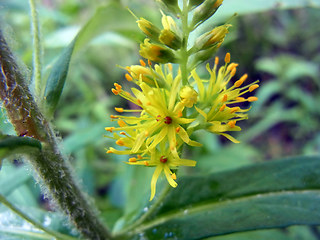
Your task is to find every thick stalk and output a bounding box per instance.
[0,30,111,240]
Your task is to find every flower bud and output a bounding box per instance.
[156,0,180,15]
[139,39,176,63]
[189,0,205,8]
[191,0,223,27]
[180,86,198,108]
[195,24,231,50]
[137,18,161,41]
[159,29,182,50]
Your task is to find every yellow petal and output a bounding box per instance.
[219,133,240,143]
[150,166,163,201]
[163,165,178,188]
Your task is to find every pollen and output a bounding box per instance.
[175,127,181,133]
[228,120,236,128]
[171,173,177,180]
[219,104,226,112]
[120,131,126,135]
[140,59,146,67]
[125,73,133,82]
[105,127,115,132]
[225,53,230,64]
[160,156,168,163]
[177,111,183,117]
[222,94,228,102]
[114,83,122,91]
[215,56,219,66]
[249,84,259,92]
[144,161,149,166]
[129,157,137,162]
[112,89,119,95]
[116,139,125,146]
[115,107,124,113]
[137,155,143,160]
[164,116,173,124]
[107,150,113,153]
[248,96,258,102]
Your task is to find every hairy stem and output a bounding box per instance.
[29,0,42,97]
[0,30,111,240]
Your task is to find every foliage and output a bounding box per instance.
[0,0,320,239]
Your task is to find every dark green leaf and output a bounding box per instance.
[117,156,320,240]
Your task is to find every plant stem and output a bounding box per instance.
[0,194,80,240]
[29,0,42,97]
[180,0,190,85]
[0,30,111,240]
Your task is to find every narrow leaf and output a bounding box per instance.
[117,156,320,239]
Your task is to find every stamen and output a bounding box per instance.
[125,73,133,82]
[215,56,219,66]
[116,139,125,146]
[164,116,173,124]
[219,104,226,112]
[227,63,238,72]
[115,107,124,113]
[248,96,258,102]
[144,161,149,166]
[160,156,168,163]
[129,157,137,162]
[171,173,177,180]
[107,150,113,153]
[249,84,259,92]
[148,59,152,66]
[112,89,119,95]
[137,155,143,160]
[228,120,236,128]
[110,115,118,119]
[225,53,230,64]
[114,83,122,91]
[175,127,180,133]
[222,94,228,102]
[120,131,126,135]
[140,59,146,67]
[236,97,245,101]
[230,107,240,113]
[118,120,126,127]
[105,127,115,132]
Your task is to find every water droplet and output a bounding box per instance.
[143,207,149,212]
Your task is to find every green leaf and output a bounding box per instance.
[42,2,141,117]
[117,156,320,240]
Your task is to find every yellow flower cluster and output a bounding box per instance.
[105,0,259,200]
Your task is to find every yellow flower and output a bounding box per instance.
[192,53,259,143]
[126,145,196,200]
[107,64,201,158]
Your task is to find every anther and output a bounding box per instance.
[225,53,231,64]
[249,84,259,92]
[215,56,219,66]
[168,63,173,71]
[115,107,124,113]
[236,97,245,101]
[118,120,126,127]
[140,59,146,67]
[160,156,168,163]
[120,131,126,135]
[219,104,226,112]
[116,139,125,146]
[248,96,258,102]
[164,116,173,124]
[107,150,113,154]
[112,89,119,95]
[137,155,143,160]
[228,120,236,128]
[125,73,133,82]
[105,127,115,132]
[230,107,240,113]
[148,59,152,66]
[222,94,228,102]
[129,157,137,162]
[171,173,177,180]
[144,161,149,166]
[175,127,180,133]
[114,83,122,91]
[177,111,183,118]
[110,115,118,119]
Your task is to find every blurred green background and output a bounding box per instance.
[0,0,320,239]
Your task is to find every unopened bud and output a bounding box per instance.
[137,18,160,41]
[191,0,223,27]
[156,0,180,14]
[139,39,176,64]
[180,86,198,108]
[159,29,182,50]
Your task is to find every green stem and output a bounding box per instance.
[180,0,190,85]
[114,184,171,238]
[0,194,80,240]
[0,30,111,240]
[29,0,42,97]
